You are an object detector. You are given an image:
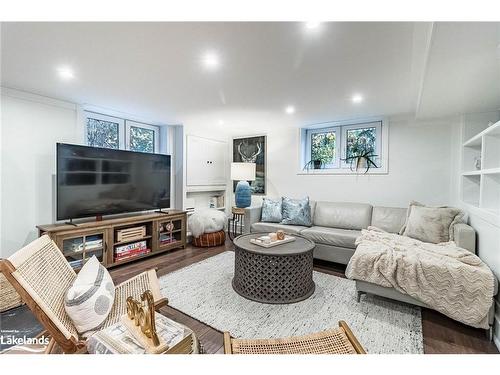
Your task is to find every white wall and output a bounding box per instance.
[183,110,459,208]
[0,89,83,257]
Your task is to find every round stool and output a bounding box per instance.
[192,230,226,247]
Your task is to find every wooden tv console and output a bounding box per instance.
[37,211,187,271]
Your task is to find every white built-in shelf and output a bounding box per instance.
[460,118,500,222]
[482,168,500,175]
[186,207,225,216]
[461,170,482,176]
[462,134,482,148]
[186,185,227,193]
[461,168,500,177]
[462,120,500,147]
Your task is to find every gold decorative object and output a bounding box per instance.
[276,230,285,241]
[126,290,160,346]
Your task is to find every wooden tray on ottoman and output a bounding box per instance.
[249,235,296,248]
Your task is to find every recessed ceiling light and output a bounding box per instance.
[285,105,296,114]
[201,51,220,71]
[352,94,363,104]
[57,66,74,80]
[305,22,321,30]
[218,120,225,126]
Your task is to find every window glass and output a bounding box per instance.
[129,126,155,153]
[346,127,377,158]
[86,118,119,149]
[311,131,336,165]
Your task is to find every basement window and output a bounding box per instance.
[85,111,160,153]
[300,119,388,174]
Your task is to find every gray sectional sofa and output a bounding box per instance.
[244,200,498,338]
[244,201,476,264]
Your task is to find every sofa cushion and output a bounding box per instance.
[280,196,313,226]
[313,202,372,230]
[251,222,308,235]
[400,201,467,244]
[261,198,282,223]
[301,226,361,249]
[371,206,407,233]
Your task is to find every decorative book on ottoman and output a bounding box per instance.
[86,313,199,354]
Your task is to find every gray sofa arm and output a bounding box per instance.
[453,223,476,253]
[243,206,262,234]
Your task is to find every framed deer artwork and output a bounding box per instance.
[232,135,266,195]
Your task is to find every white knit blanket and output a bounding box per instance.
[345,228,495,329]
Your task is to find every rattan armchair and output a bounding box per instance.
[223,321,366,354]
[0,235,168,354]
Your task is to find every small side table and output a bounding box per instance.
[228,206,245,241]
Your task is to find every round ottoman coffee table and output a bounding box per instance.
[232,233,315,304]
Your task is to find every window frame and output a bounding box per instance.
[84,111,160,154]
[300,118,388,175]
[305,126,341,169]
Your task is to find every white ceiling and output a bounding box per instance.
[1,22,499,125]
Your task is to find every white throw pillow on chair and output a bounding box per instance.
[64,256,115,337]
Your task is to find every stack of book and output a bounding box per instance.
[114,240,150,262]
[159,233,177,245]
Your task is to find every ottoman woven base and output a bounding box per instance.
[192,230,226,248]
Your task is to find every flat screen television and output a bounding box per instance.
[57,143,171,220]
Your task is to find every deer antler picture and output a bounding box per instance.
[237,141,262,163]
[233,136,266,195]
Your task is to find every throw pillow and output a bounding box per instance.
[261,198,282,223]
[280,196,312,226]
[400,201,467,244]
[65,256,115,337]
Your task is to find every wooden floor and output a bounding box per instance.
[109,239,499,354]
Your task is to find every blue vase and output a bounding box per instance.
[235,180,252,208]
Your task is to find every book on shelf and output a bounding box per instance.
[115,240,147,254]
[115,247,147,257]
[114,248,151,262]
[209,195,225,209]
[160,238,177,245]
[159,233,177,245]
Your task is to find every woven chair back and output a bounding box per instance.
[8,235,78,339]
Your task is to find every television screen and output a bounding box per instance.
[57,143,171,220]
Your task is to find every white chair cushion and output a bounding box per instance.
[64,256,115,337]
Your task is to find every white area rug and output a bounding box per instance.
[159,251,424,354]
